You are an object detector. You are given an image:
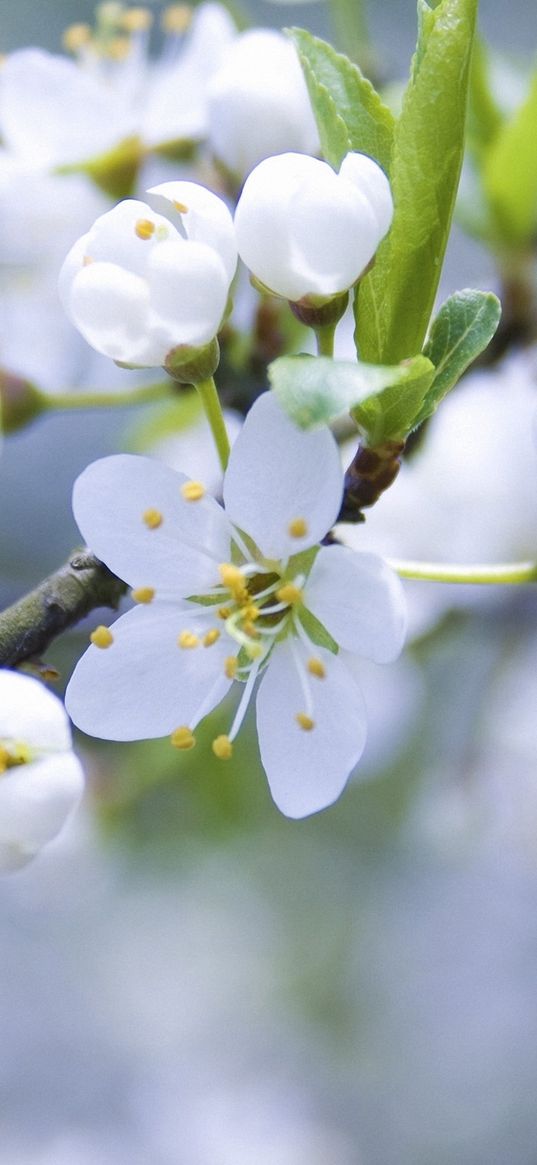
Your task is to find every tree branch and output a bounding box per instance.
[0,550,127,669]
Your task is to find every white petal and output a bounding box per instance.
[147,181,237,283]
[0,671,72,752]
[73,454,232,593]
[58,233,91,312]
[148,239,230,347]
[65,603,232,740]
[339,152,393,239]
[223,393,343,559]
[82,199,180,278]
[304,545,407,662]
[0,49,121,167]
[256,640,366,818]
[0,753,84,853]
[68,262,161,364]
[287,168,381,295]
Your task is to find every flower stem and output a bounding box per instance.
[196,376,230,471]
[315,324,336,358]
[388,559,537,585]
[40,382,173,412]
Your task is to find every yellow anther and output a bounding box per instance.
[8,742,31,766]
[90,625,114,649]
[203,628,221,647]
[142,507,163,529]
[307,657,326,679]
[243,622,259,638]
[212,734,233,760]
[218,563,248,602]
[0,746,9,774]
[135,218,156,241]
[131,586,155,604]
[161,4,192,34]
[296,712,315,731]
[180,480,205,502]
[178,631,199,649]
[107,35,131,60]
[119,7,153,32]
[62,22,92,52]
[173,200,190,214]
[170,725,196,750]
[224,656,238,679]
[288,517,308,538]
[218,606,231,620]
[276,583,303,606]
[83,255,94,266]
[241,603,259,621]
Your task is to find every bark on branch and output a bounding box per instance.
[0,550,127,669]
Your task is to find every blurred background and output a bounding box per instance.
[1,1,537,1163]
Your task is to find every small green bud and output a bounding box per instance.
[164,338,220,386]
[0,369,45,433]
[289,291,349,330]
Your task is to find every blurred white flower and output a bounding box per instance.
[338,348,537,637]
[66,393,406,818]
[207,30,319,178]
[0,671,84,873]
[59,181,237,367]
[0,4,236,170]
[234,151,392,302]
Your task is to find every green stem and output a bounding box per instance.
[40,382,173,412]
[315,323,336,357]
[196,376,230,471]
[389,558,537,585]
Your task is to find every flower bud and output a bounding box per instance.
[234,151,393,304]
[207,30,319,178]
[0,671,84,872]
[0,370,45,433]
[59,181,237,368]
[164,337,220,384]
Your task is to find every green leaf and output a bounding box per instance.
[414,289,502,427]
[290,28,394,172]
[466,38,503,161]
[483,69,537,247]
[356,0,478,365]
[268,353,434,443]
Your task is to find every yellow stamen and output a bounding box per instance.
[241,603,259,621]
[212,734,233,760]
[83,255,94,266]
[296,712,315,731]
[178,631,199,649]
[276,583,303,606]
[171,725,196,750]
[243,622,259,638]
[173,200,190,214]
[218,563,248,603]
[0,746,9,774]
[62,22,92,52]
[90,625,114,649]
[307,657,326,679]
[135,218,156,241]
[9,742,31,765]
[180,480,205,502]
[203,628,220,647]
[224,656,238,679]
[131,586,155,604]
[161,4,192,34]
[107,35,131,60]
[288,517,308,538]
[119,7,153,32]
[142,507,163,529]
[218,606,231,620]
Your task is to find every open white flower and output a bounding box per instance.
[207,30,319,178]
[58,181,237,367]
[66,393,406,818]
[234,151,393,303]
[0,671,84,872]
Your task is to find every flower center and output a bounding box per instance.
[0,740,32,774]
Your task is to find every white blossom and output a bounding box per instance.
[0,671,84,872]
[234,151,393,302]
[206,30,319,178]
[0,4,236,170]
[66,393,406,819]
[58,181,237,367]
